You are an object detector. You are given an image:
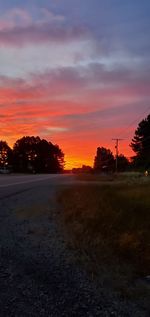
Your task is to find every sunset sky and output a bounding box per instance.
[0,0,150,168]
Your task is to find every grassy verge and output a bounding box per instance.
[58,181,150,300]
[76,171,144,183]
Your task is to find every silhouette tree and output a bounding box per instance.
[130,114,150,168]
[93,147,115,172]
[13,136,64,173]
[0,141,12,168]
[117,154,129,172]
[72,165,92,174]
[35,139,64,173]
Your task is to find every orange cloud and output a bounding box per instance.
[0,65,149,169]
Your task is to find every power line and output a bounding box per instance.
[110,106,150,164]
[118,106,150,139]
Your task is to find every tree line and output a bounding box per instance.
[0,136,64,173]
[93,114,150,173]
[73,114,150,173]
[0,114,150,174]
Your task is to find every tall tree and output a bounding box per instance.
[130,114,150,168]
[13,136,40,173]
[93,147,115,172]
[13,136,64,173]
[0,141,12,168]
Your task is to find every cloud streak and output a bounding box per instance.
[0,22,89,47]
[0,60,150,167]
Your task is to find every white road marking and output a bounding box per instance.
[0,175,60,188]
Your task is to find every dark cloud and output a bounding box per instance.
[0,22,89,46]
[1,60,150,103]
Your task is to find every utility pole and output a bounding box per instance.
[112,138,123,172]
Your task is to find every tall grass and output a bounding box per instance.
[58,182,150,276]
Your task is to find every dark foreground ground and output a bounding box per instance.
[0,174,149,316]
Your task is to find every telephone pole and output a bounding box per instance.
[112,138,124,172]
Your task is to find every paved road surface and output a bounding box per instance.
[0,174,147,316]
[0,174,72,199]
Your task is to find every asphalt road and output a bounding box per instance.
[0,174,104,317]
[0,174,147,316]
[0,174,73,199]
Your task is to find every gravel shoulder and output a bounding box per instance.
[0,181,149,316]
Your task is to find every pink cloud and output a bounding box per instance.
[0,22,89,47]
[0,7,89,47]
[0,8,32,30]
[0,64,150,167]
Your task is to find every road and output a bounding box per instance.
[0,174,104,317]
[0,174,146,316]
[0,174,73,199]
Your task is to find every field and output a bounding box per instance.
[58,174,150,305]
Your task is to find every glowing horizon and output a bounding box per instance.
[0,1,150,169]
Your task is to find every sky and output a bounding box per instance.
[0,0,150,168]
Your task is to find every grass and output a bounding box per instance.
[76,171,144,183]
[76,173,115,182]
[58,180,150,303]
